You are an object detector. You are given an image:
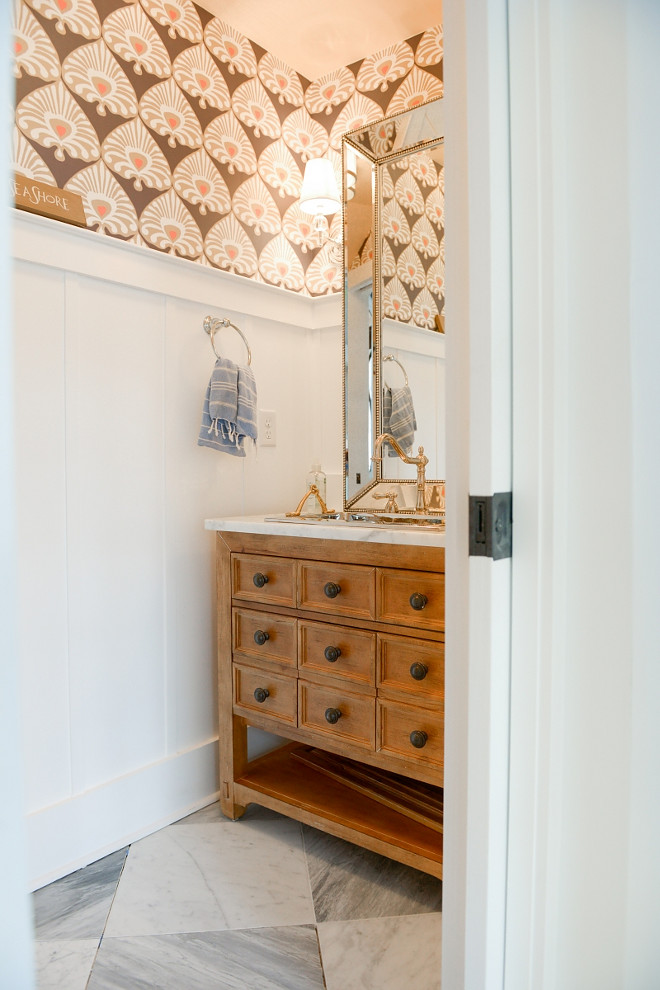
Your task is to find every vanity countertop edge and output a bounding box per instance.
[204,515,445,547]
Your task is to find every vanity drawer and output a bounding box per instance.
[377,698,444,771]
[232,553,295,607]
[376,568,444,632]
[298,680,375,750]
[234,663,297,726]
[377,634,444,708]
[299,620,375,689]
[298,561,375,620]
[232,608,297,668]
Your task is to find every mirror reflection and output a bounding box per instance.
[342,99,445,512]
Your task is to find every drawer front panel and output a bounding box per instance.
[234,663,297,725]
[232,553,295,607]
[298,561,375,620]
[299,620,376,689]
[233,608,297,668]
[298,681,375,749]
[378,634,444,707]
[377,569,444,632]
[377,698,444,771]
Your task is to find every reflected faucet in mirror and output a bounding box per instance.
[372,434,429,511]
[373,490,400,513]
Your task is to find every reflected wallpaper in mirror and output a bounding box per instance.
[342,99,444,510]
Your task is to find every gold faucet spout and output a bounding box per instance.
[372,433,429,512]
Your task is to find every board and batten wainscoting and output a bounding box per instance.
[13,209,341,889]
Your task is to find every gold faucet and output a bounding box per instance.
[286,484,335,517]
[372,434,429,512]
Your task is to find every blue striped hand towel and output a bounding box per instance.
[198,358,258,456]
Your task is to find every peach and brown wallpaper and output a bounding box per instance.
[381,152,444,329]
[348,142,444,331]
[12,0,443,296]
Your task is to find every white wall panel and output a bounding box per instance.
[14,262,71,813]
[241,314,318,515]
[65,275,168,791]
[163,295,240,753]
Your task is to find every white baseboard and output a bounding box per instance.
[26,739,218,890]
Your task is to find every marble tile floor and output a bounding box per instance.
[32,802,442,990]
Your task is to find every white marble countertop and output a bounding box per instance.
[204,514,445,547]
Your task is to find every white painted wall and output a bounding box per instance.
[0,4,36,983]
[13,212,341,888]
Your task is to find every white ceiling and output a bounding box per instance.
[195,0,442,80]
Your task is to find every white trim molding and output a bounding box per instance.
[12,210,341,331]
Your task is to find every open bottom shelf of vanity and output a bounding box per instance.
[233,741,443,878]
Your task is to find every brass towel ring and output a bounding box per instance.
[204,315,252,365]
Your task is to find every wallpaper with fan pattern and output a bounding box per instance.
[12,0,443,297]
[381,153,444,329]
[348,146,444,330]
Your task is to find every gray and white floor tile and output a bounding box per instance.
[33,848,128,941]
[33,802,443,989]
[88,926,324,990]
[34,939,99,990]
[318,912,442,990]
[104,819,314,937]
[303,825,442,922]
[175,801,286,826]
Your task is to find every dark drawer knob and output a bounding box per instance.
[410,729,428,749]
[253,687,270,704]
[253,572,268,588]
[324,581,341,599]
[324,646,342,663]
[324,707,342,724]
[253,629,270,646]
[409,592,428,611]
[410,661,429,681]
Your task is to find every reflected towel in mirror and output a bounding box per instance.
[382,384,417,456]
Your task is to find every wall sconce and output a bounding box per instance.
[299,157,341,247]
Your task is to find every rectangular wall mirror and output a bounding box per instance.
[342,99,445,514]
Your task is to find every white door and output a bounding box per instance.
[443,0,660,987]
[442,1,513,987]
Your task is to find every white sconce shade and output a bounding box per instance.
[299,158,340,216]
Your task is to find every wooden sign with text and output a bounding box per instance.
[13,174,87,228]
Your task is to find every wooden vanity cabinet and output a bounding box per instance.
[216,531,444,879]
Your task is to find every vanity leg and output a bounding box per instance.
[219,717,248,820]
[220,788,247,820]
